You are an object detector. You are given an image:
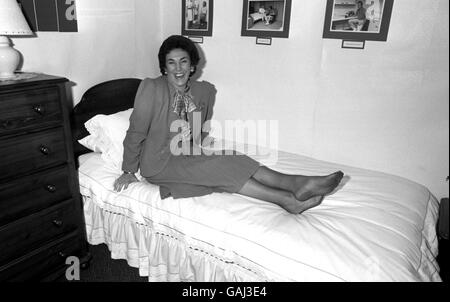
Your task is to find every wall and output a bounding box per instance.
[134,0,163,79]
[14,0,161,103]
[11,0,448,199]
[156,0,449,199]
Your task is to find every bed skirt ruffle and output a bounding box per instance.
[417,193,441,281]
[83,195,275,282]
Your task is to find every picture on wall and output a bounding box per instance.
[241,0,292,38]
[182,0,213,37]
[18,0,78,32]
[322,0,394,41]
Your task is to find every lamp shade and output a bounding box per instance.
[0,0,33,35]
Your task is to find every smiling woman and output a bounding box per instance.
[165,49,192,90]
[113,35,344,215]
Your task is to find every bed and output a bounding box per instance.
[247,12,266,28]
[250,12,265,23]
[71,78,442,282]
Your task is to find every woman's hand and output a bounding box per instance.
[180,122,192,142]
[113,173,139,192]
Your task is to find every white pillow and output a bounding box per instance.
[78,108,133,170]
[78,134,106,153]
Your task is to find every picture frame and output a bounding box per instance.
[18,0,78,32]
[322,0,394,42]
[182,0,214,37]
[241,0,292,38]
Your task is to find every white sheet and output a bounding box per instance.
[250,12,265,21]
[78,148,441,282]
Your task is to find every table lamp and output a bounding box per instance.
[0,0,33,79]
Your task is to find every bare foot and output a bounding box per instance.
[293,171,344,201]
[281,195,325,214]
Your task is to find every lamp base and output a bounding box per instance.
[0,36,21,80]
[0,71,39,82]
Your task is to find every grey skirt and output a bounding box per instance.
[146,150,260,199]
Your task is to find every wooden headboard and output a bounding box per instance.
[70,78,142,158]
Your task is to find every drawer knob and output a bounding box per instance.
[33,105,45,115]
[39,145,50,155]
[52,219,63,227]
[46,184,57,193]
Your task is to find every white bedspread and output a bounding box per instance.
[250,12,265,21]
[78,148,441,282]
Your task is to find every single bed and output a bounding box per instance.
[250,12,265,22]
[71,78,442,282]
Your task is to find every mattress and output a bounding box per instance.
[250,12,265,21]
[78,148,441,282]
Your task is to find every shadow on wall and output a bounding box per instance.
[191,43,206,81]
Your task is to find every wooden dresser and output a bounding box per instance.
[0,74,90,281]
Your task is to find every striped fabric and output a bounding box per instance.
[172,84,196,121]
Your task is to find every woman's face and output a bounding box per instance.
[165,48,192,90]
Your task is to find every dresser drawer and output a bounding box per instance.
[0,199,78,266]
[0,87,62,135]
[0,231,80,281]
[0,166,73,226]
[0,127,67,181]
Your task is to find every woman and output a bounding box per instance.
[114,35,343,214]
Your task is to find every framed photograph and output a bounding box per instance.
[241,0,292,38]
[182,0,214,37]
[322,0,394,41]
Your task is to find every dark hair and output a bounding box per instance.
[357,1,363,6]
[158,35,200,77]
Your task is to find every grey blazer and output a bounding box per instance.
[122,76,216,177]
